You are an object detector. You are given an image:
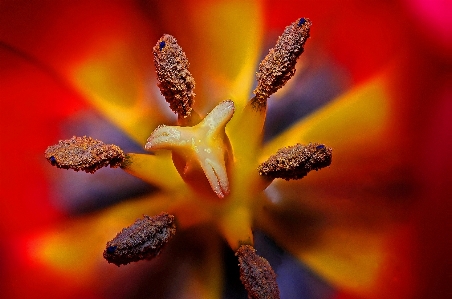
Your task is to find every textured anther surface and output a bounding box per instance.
[236,245,280,299]
[153,34,195,117]
[252,17,311,109]
[103,213,176,266]
[44,136,125,173]
[258,143,332,180]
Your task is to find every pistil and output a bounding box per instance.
[145,100,235,198]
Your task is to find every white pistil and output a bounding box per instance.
[145,100,235,198]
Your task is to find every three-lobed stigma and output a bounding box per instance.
[145,100,235,198]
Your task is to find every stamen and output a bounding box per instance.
[235,245,280,299]
[258,143,332,180]
[44,136,125,173]
[153,34,196,118]
[103,212,176,266]
[252,17,312,109]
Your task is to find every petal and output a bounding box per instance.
[17,194,224,299]
[32,205,223,298]
[0,41,85,231]
[67,8,167,144]
[32,194,172,276]
[257,72,418,297]
[0,2,168,144]
[257,189,414,298]
[71,46,166,144]
[261,73,391,157]
[8,193,172,298]
[263,1,408,82]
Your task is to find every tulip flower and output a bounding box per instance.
[1,1,450,299]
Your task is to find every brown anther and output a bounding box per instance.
[236,245,280,299]
[103,212,176,266]
[252,17,312,110]
[153,34,195,118]
[44,136,125,173]
[258,143,332,180]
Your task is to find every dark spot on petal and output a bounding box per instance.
[298,18,306,26]
[159,40,166,50]
[49,156,57,166]
[316,144,325,150]
[106,246,117,254]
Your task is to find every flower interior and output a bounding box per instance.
[45,17,332,299]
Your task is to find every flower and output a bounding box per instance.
[1,1,450,299]
[43,17,327,299]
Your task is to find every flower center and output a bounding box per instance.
[145,100,235,199]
